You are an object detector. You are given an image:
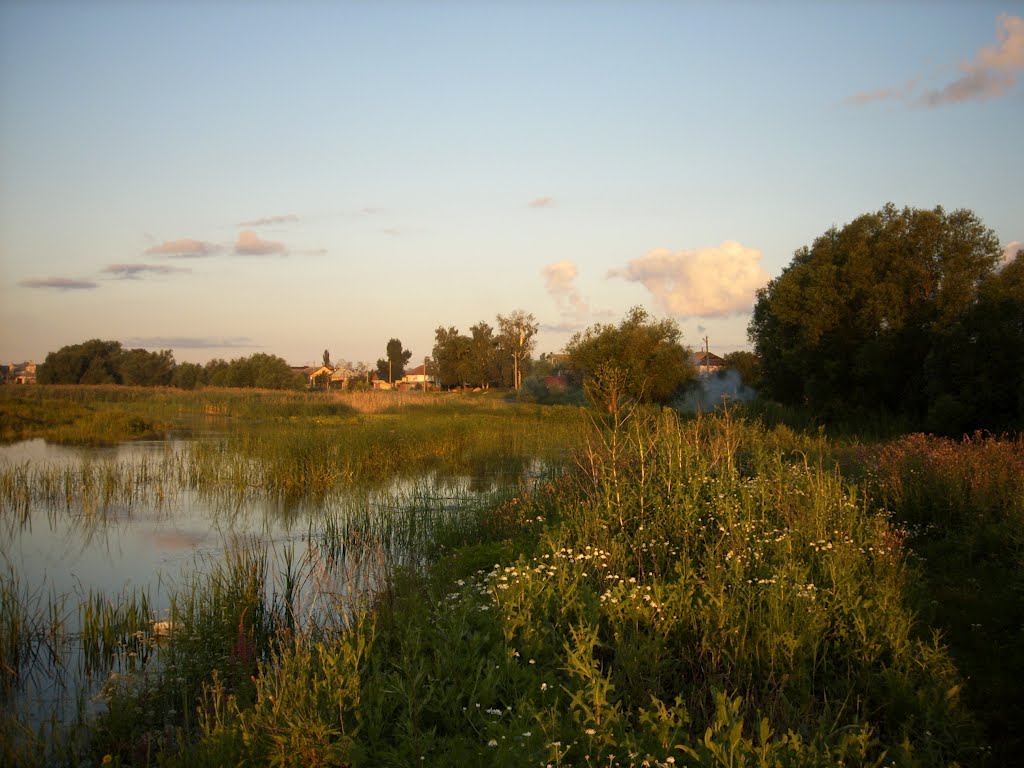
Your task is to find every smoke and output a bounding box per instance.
[676,369,756,413]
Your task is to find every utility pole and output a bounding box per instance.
[703,336,710,375]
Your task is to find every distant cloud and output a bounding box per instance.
[609,241,769,318]
[850,14,1024,107]
[238,214,299,227]
[542,260,589,319]
[528,196,555,209]
[19,276,98,290]
[145,238,220,258]
[102,263,190,280]
[847,78,920,106]
[122,336,256,350]
[234,230,286,256]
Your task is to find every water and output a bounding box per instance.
[0,436,539,749]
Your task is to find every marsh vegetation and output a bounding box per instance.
[1,386,1021,766]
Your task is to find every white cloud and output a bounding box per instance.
[234,230,286,256]
[609,241,769,318]
[542,260,588,319]
[1002,240,1023,266]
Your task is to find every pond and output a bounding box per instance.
[0,435,543,748]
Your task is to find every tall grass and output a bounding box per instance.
[153,409,979,766]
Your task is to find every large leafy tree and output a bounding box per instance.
[376,338,412,383]
[749,204,1004,427]
[564,306,695,412]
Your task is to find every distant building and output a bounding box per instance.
[692,351,726,375]
[399,363,438,390]
[3,361,37,384]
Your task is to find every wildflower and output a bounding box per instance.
[585,728,596,735]
[523,731,532,737]
[488,739,498,747]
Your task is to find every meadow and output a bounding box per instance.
[0,385,1020,766]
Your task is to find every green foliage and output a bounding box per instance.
[37,339,175,386]
[377,338,412,382]
[496,310,539,390]
[750,204,1013,431]
[564,306,696,411]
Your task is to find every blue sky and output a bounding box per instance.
[2,2,1021,367]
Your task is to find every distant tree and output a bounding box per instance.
[376,338,412,383]
[749,204,1004,426]
[200,354,302,390]
[496,310,538,390]
[722,351,761,390]
[564,306,695,412]
[38,339,124,384]
[432,326,469,389]
[171,362,204,390]
[322,349,331,368]
[119,348,175,386]
[466,322,497,388]
[204,358,230,387]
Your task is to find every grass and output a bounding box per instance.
[1,388,1021,765]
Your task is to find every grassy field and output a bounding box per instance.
[1,386,1021,766]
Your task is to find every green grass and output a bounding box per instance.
[2,388,1020,766]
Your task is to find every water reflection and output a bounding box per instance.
[0,436,547,744]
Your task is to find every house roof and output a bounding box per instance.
[405,364,429,377]
[693,351,726,366]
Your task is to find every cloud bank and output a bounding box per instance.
[121,336,256,350]
[609,241,769,318]
[234,230,286,255]
[851,14,1024,107]
[542,260,588,319]
[19,277,98,290]
[145,238,220,258]
[103,263,190,279]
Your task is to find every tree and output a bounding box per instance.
[38,339,125,384]
[432,326,470,389]
[119,348,175,386]
[564,306,696,412]
[466,322,497,389]
[722,351,761,390]
[749,204,1004,426]
[376,338,412,384]
[171,362,205,390]
[322,349,331,368]
[923,248,1024,433]
[496,310,538,390]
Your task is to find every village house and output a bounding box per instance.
[2,361,37,384]
[692,350,726,376]
[397,363,438,390]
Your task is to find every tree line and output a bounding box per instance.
[36,341,305,390]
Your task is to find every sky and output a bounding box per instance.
[1,1,1022,368]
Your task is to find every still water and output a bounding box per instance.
[0,436,536,740]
